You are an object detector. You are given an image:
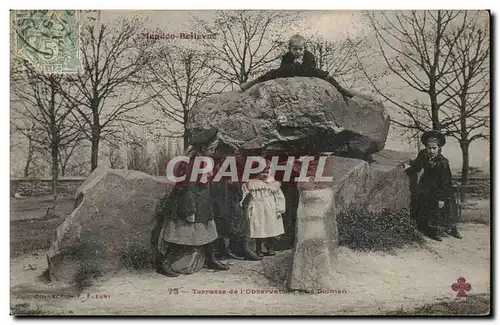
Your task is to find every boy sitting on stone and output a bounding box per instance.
[240,34,353,98]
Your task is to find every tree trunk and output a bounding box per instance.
[183,134,189,153]
[24,137,33,177]
[90,118,100,173]
[49,77,59,215]
[90,96,101,172]
[50,142,59,217]
[60,157,67,177]
[183,108,189,153]
[460,140,470,203]
[431,104,440,130]
[91,135,100,172]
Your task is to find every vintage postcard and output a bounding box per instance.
[9,9,491,316]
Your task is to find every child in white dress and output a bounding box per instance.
[241,168,286,257]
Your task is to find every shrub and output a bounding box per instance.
[337,208,424,252]
[74,261,103,290]
[119,243,153,271]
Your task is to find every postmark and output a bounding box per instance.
[12,10,80,73]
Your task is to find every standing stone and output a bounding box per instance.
[288,150,412,292]
[290,182,337,292]
[47,168,171,282]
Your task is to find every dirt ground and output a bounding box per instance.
[10,222,490,315]
[9,195,491,315]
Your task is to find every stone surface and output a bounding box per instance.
[186,77,390,156]
[290,186,337,292]
[289,149,412,292]
[333,149,413,213]
[46,168,171,282]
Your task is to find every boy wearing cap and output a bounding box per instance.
[402,130,462,241]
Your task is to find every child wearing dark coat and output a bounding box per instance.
[152,158,229,277]
[240,34,353,98]
[402,130,462,241]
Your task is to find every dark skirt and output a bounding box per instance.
[211,182,248,240]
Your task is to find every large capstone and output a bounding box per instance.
[186,77,390,157]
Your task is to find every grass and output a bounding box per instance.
[386,294,490,316]
[10,195,74,257]
[119,243,153,271]
[73,261,104,291]
[10,217,65,257]
[60,231,106,290]
[337,208,425,252]
[10,195,76,221]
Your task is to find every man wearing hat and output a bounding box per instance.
[402,130,462,241]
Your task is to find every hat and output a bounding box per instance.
[421,130,446,147]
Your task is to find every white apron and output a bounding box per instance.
[241,177,286,238]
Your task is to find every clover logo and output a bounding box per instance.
[451,277,471,297]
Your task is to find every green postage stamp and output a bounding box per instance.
[12,10,80,73]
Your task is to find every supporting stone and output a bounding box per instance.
[289,180,337,292]
[288,151,412,292]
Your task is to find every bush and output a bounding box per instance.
[74,261,103,290]
[119,243,153,271]
[337,208,424,252]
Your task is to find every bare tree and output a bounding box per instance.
[11,119,45,177]
[61,15,158,172]
[192,10,302,87]
[358,10,490,201]
[439,13,490,201]
[148,44,225,149]
[59,139,88,176]
[308,36,365,89]
[359,10,471,131]
[11,59,80,207]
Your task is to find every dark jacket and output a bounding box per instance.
[405,150,453,201]
[280,50,317,72]
[210,182,248,239]
[257,50,330,82]
[155,182,215,225]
